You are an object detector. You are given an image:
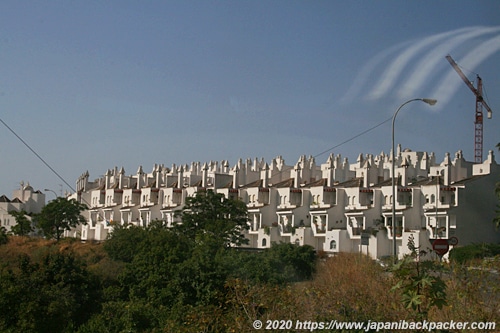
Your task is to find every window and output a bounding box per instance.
[262,238,267,247]
[330,240,337,250]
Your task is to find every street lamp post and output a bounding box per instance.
[392,98,437,262]
[44,189,58,200]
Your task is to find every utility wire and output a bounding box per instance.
[267,115,394,182]
[313,116,393,159]
[0,116,103,222]
[0,117,76,193]
[2,112,393,192]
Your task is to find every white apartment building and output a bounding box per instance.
[69,146,500,260]
[0,182,46,233]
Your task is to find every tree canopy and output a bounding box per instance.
[9,210,33,236]
[36,197,87,241]
[174,190,250,247]
[0,250,101,332]
[0,191,322,332]
[0,227,7,245]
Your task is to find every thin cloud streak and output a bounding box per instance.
[434,34,500,109]
[397,26,500,100]
[367,27,475,100]
[341,42,410,104]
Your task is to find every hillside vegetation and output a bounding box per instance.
[0,235,499,332]
[1,191,498,332]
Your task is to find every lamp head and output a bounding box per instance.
[422,98,437,106]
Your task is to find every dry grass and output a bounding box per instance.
[227,252,500,331]
[431,258,500,325]
[296,253,406,322]
[0,236,107,269]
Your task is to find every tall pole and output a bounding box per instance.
[44,189,58,200]
[392,98,437,262]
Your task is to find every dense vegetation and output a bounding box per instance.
[0,234,318,332]
[0,236,499,332]
[0,190,498,332]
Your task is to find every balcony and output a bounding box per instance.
[248,213,262,234]
[385,216,403,238]
[162,189,183,208]
[346,189,373,211]
[104,189,123,208]
[310,189,336,209]
[347,216,364,238]
[140,189,159,207]
[277,189,302,210]
[311,215,327,235]
[247,189,269,208]
[90,190,104,208]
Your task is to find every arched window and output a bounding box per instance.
[262,238,267,247]
[330,240,337,250]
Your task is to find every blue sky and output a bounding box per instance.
[0,1,499,196]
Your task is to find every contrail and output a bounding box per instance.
[397,26,500,100]
[434,34,500,109]
[340,41,410,104]
[367,27,475,100]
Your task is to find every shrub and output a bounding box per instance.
[449,243,500,264]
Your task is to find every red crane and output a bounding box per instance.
[445,54,492,163]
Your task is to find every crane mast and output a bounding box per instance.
[445,54,492,163]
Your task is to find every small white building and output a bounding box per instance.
[0,182,45,234]
[69,147,500,260]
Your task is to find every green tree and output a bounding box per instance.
[174,190,249,247]
[36,197,87,241]
[118,222,193,308]
[0,251,101,332]
[9,209,33,236]
[235,243,317,284]
[103,223,148,263]
[0,226,7,245]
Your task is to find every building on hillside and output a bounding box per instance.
[0,182,45,233]
[68,147,500,260]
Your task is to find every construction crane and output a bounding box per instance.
[445,54,492,163]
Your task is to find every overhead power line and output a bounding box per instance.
[0,117,76,193]
[1,112,393,193]
[313,116,393,159]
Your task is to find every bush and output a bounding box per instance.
[0,227,7,245]
[449,243,500,264]
[0,251,102,332]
